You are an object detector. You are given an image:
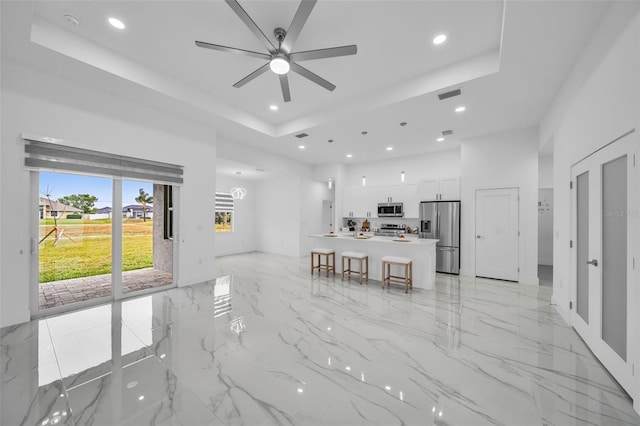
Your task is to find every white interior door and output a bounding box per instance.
[475,188,519,281]
[570,134,636,396]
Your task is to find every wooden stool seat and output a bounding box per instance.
[341,251,369,284]
[311,248,336,277]
[381,256,413,293]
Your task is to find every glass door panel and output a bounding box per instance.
[601,155,627,360]
[122,180,173,294]
[38,171,113,310]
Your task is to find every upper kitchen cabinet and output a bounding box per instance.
[342,186,377,218]
[361,186,377,218]
[418,177,460,201]
[342,186,360,217]
[403,183,420,218]
[377,184,403,203]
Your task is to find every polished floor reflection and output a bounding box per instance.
[2,252,639,425]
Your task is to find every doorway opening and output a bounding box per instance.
[37,172,174,311]
[538,188,554,286]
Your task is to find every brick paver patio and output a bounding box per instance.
[39,268,173,309]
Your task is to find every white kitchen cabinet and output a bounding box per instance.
[377,184,403,203]
[342,186,377,217]
[418,177,460,201]
[361,186,377,218]
[342,186,360,217]
[402,183,420,218]
[439,177,460,200]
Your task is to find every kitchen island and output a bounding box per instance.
[309,234,438,289]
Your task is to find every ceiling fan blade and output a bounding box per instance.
[233,63,270,88]
[280,0,317,53]
[225,0,276,53]
[290,45,357,62]
[290,62,335,91]
[195,41,271,60]
[279,74,292,102]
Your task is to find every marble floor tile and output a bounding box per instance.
[1,252,639,425]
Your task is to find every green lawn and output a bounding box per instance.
[39,219,153,283]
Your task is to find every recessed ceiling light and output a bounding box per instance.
[455,106,466,113]
[433,34,447,45]
[346,154,353,158]
[269,105,278,111]
[437,137,445,142]
[298,145,305,149]
[386,147,393,151]
[108,17,125,29]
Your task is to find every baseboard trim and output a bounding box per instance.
[551,294,570,324]
[519,275,539,286]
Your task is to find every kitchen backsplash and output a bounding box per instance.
[342,217,420,233]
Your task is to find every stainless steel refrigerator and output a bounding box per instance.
[419,201,460,274]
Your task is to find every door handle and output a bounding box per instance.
[476,235,482,239]
[586,259,598,267]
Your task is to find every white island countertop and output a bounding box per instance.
[308,234,439,289]
[309,233,438,245]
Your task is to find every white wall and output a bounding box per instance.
[540,2,639,318]
[215,176,257,256]
[343,148,461,187]
[460,128,539,285]
[538,155,553,189]
[1,61,218,327]
[539,2,639,413]
[255,177,302,256]
[300,181,333,254]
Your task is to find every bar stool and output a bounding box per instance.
[381,256,413,293]
[341,251,369,284]
[310,248,336,277]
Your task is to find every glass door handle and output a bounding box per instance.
[586,259,599,267]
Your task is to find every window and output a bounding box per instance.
[215,192,233,233]
[164,185,173,239]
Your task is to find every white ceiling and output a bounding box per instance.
[2,0,611,175]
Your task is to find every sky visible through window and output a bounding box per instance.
[40,171,153,209]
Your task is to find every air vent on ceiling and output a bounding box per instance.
[295,133,309,139]
[442,130,454,136]
[438,89,462,100]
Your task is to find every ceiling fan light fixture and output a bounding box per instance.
[270,55,290,75]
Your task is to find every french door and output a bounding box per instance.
[570,133,637,395]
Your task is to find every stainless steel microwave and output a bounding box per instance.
[377,203,404,217]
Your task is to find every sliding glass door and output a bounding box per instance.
[26,137,182,315]
[36,174,176,313]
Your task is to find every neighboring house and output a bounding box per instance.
[122,204,154,219]
[87,206,113,220]
[39,197,82,219]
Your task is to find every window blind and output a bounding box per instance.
[24,138,183,184]
[215,192,234,212]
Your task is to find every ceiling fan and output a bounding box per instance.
[195,0,357,102]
